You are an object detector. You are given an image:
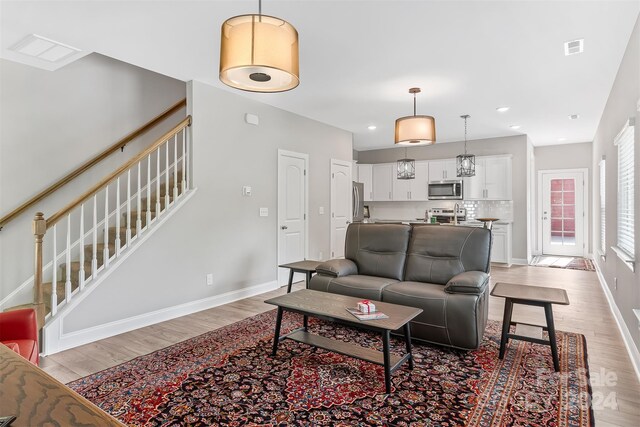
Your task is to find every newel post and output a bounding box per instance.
[33,212,46,328]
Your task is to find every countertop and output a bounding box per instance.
[367,219,513,226]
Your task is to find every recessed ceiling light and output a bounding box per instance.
[568,114,580,120]
[564,39,584,56]
[496,106,510,113]
[367,125,377,130]
[558,137,567,142]
[510,125,521,130]
[10,34,80,62]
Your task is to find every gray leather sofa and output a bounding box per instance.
[309,223,492,350]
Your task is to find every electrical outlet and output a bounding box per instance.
[319,207,324,215]
[260,207,268,217]
[206,274,214,286]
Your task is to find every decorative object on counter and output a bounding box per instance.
[476,217,499,229]
[457,114,476,177]
[219,0,299,93]
[394,87,436,146]
[396,147,415,179]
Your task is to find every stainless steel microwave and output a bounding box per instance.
[428,180,463,200]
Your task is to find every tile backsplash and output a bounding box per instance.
[367,200,513,222]
[463,200,513,221]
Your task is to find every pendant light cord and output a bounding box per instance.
[464,116,468,155]
[413,92,417,116]
[259,0,262,16]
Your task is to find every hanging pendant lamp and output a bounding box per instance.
[219,0,299,93]
[397,147,415,180]
[456,114,476,177]
[395,88,436,146]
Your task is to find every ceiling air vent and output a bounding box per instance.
[564,39,584,56]
[10,34,80,62]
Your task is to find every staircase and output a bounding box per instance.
[1,107,193,354]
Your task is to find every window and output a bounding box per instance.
[599,159,605,255]
[614,118,635,267]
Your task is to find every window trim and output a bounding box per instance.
[599,158,606,259]
[613,117,635,271]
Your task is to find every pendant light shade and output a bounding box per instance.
[395,88,436,146]
[456,114,476,177]
[220,2,299,93]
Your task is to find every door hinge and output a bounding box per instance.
[304,214,306,220]
[304,170,307,176]
[332,173,335,178]
[332,212,334,218]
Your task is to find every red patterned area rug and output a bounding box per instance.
[68,311,594,426]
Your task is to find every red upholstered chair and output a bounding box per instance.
[0,308,39,365]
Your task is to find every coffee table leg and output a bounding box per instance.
[382,330,391,394]
[303,315,308,331]
[272,307,284,356]
[403,323,414,369]
[305,271,312,289]
[544,303,560,372]
[499,299,514,359]
[286,270,294,293]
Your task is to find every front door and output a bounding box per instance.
[541,170,586,256]
[330,159,352,258]
[278,150,308,286]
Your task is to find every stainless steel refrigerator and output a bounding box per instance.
[352,181,364,222]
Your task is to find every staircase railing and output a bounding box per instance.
[31,116,192,327]
[0,98,186,230]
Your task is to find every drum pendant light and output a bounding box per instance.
[395,88,436,146]
[456,114,476,177]
[220,0,299,93]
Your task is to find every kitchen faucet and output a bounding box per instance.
[453,203,459,225]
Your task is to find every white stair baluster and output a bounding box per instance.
[79,203,85,290]
[104,186,110,267]
[51,224,57,316]
[65,214,72,303]
[126,170,132,245]
[156,147,161,216]
[136,162,142,234]
[181,129,186,193]
[92,195,98,278]
[185,128,190,190]
[115,177,121,256]
[146,155,152,226]
[173,135,178,201]
[164,140,170,209]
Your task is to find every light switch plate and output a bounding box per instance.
[259,207,268,217]
[319,207,324,214]
[242,186,252,196]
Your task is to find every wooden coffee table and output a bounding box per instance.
[265,289,422,394]
[491,282,570,372]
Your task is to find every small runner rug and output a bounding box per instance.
[531,256,596,271]
[68,310,594,426]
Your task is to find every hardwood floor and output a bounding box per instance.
[40,265,640,426]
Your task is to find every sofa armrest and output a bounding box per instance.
[315,259,358,278]
[444,271,489,295]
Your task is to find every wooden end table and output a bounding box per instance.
[490,282,570,372]
[265,289,422,394]
[278,260,321,293]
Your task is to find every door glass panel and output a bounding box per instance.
[549,178,576,245]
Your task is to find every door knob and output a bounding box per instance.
[281,225,288,230]
[346,220,351,224]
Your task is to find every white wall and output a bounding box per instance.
[0,54,185,302]
[534,142,593,254]
[592,16,640,352]
[356,135,529,260]
[61,80,353,332]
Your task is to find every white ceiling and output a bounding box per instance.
[1,1,638,150]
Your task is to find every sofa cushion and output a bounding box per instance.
[445,271,490,294]
[345,223,411,280]
[381,281,447,328]
[315,259,358,277]
[404,226,491,285]
[326,275,399,300]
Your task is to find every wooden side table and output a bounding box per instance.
[490,282,570,372]
[278,260,321,293]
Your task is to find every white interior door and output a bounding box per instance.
[331,159,352,258]
[278,150,308,286]
[540,170,586,256]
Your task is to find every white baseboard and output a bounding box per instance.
[512,258,529,265]
[594,262,640,382]
[43,279,279,355]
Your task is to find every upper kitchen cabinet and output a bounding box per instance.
[357,163,373,201]
[428,159,457,181]
[392,161,429,201]
[464,155,512,200]
[372,163,394,201]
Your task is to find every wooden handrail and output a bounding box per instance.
[0,98,187,230]
[46,116,191,228]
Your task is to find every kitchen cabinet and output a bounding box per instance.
[372,163,394,201]
[357,164,373,201]
[491,223,512,265]
[464,155,512,200]
[428,159,457,181]
[391,161,429,201]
